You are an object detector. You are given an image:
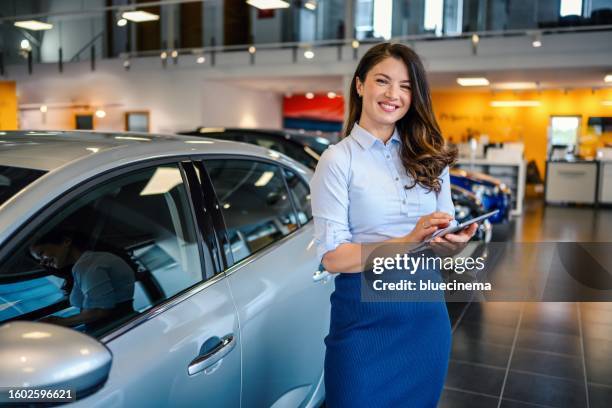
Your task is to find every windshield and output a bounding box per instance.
[0,165,47,206]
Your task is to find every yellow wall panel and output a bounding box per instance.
[432,88,612,175]
[0,81,18,130]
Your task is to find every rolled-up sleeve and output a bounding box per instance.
[309,146,353,261]
[437,166,457,227]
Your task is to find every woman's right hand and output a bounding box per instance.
[406,212,454,242]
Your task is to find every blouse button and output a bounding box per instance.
[395,177,399,181]
[386,155,390,159]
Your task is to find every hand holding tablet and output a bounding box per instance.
[426,209,499,242]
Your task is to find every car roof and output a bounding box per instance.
[0,131,312,244]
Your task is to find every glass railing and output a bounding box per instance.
[0,0,610,67]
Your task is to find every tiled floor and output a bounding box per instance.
[441,199,612,408]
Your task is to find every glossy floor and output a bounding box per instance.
[442,200,612,408]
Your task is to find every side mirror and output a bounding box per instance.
[0,321,112,398]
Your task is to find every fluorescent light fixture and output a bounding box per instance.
[605,74,612,83]
[117,18,128,27]
[560,0,582,17]
[327,91,337,99]
[304,0,317,10]
[141,167,183,196]
[22,331,52,339]
[254,171,275,187]
[39,105,48,113]
[304,49,314,59]
[305,92,315,99]
[493,82,538,90]
[122,10,160,22]
[246,0,290,10]
[457,77,490,87]
[197,56,205,64]
[490,100,541,107]
[424,0,444,36]
[14,20,53,31]
[373,0,393,40]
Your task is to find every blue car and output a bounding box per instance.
[450,169,512,223]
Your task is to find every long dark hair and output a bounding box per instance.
[345,42,457,192]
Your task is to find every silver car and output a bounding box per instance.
[0,131,332,407]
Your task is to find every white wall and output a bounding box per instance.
[13,59,283,133]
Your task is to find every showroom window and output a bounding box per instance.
[284,168,313,225]
[0,163,211,338]
[204,159,299,263]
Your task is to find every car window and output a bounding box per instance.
[283,169,312,225]
[0,165,47,206]
[0,163,210,338]
[240,134,318,170]
[204,159,299,264]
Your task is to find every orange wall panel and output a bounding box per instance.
[0,81,18,130]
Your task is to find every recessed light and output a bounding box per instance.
[197,56,205,64]
[246,0,290,10]
[490,100,541,107]
[352,40,360,49]
[457,77,490,87]
[532,40,542,47]
[121,10,160,23]
[171,50,178,58]
[160,51,168,59]
[95,109,106,118]
[493,82,538,90]
[14,20,53,31]
[40,105,48,113]
[471,34,479,44]
[248,46,256,54]
[305,92,315,99]
[327,92,337,99]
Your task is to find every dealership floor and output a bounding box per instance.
[441,199,612,408]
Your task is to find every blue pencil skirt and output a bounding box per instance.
[324,272,451,408]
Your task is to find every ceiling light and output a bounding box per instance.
[327,92,337,99]
[493,82,538,90]
[248,46,256,54]
[532,32,542,48]
[14,20,53,31]
[123,59,131,69]
[305,0,317,10]
[605,74,612,83]
[304,49,315,59]
[95,109,106,118]
[246,0,290,10]
[117,18,127,27]
[121,10,160,23]
[20,39,31,51]
[160,51,168,59]
[197,56,205,64]
[490,100,541,107]
[351,40,360,48]
[39,105,47,113]
[254,171,275,187]
[471,34,479,44]
[115,136,151,141]
[457,77,489,87]
[171,50,178,58]
[305,92,315,99]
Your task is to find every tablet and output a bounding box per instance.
[426,209,499,242]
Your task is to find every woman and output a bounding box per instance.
[310,43,477,407]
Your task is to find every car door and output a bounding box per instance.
[201,157,332,408]
[0,161,241,407]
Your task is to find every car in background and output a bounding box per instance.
[181,128,493,243]
[0,131,329,407]
[450,168,512,224]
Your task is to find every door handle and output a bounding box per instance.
[313,269,331,283]
[188,334,236,376]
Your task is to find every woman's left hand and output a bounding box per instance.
[430,223,479,257]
